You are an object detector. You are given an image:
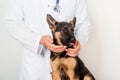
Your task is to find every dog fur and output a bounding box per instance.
[47,14,95,80]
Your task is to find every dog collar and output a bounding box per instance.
[53,0,60,13]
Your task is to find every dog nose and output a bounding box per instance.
[70,37,76,43]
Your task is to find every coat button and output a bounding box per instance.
[48,5,50,7]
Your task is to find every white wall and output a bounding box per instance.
[0,0,22,80]
[0,0,120,80]
[82,0,120,79]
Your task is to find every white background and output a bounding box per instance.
[0,0,120,80]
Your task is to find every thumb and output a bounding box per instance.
[47,35,53,43]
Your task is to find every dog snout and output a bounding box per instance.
[70,37,76,43]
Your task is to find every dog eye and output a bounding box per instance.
[55,22,58,25]
[71,28,74,31]
[62,27,67,32]
[64,29,67,32]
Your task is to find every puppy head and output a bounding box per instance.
[47,14,76,48]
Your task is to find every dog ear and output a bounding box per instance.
[69,17,76,28]
[47,14,56,29]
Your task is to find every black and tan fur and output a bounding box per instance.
[47,14,95,80]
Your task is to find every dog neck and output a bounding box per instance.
[51,51,68,61]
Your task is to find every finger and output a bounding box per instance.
[67,48,76,52]
[46,36,53,43]
[54,47,66,52]
[74,41,80,51]
[66,41,80,56]
[45,41,53,48]
[48,45,63,50]
[49,44,66,53]
[53,46,66,52]
[67,47,80,53]
[66,52,78,57]
[73,40,79,47]
[50,48,65,53]
[66,48,79,57]
[52,45,66,49]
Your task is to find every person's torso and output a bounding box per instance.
[22,0,77,34]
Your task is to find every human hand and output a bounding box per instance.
[65,40,80,57]
[40,35,66,53]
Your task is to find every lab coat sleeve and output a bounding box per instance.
[74,0,91,47]
[5,0,43,53]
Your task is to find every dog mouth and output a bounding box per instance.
[68,42,75,48]
[65,38,76,48]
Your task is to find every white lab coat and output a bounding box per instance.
[5,0,91,80]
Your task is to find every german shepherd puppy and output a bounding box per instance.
[47,14,95,80]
